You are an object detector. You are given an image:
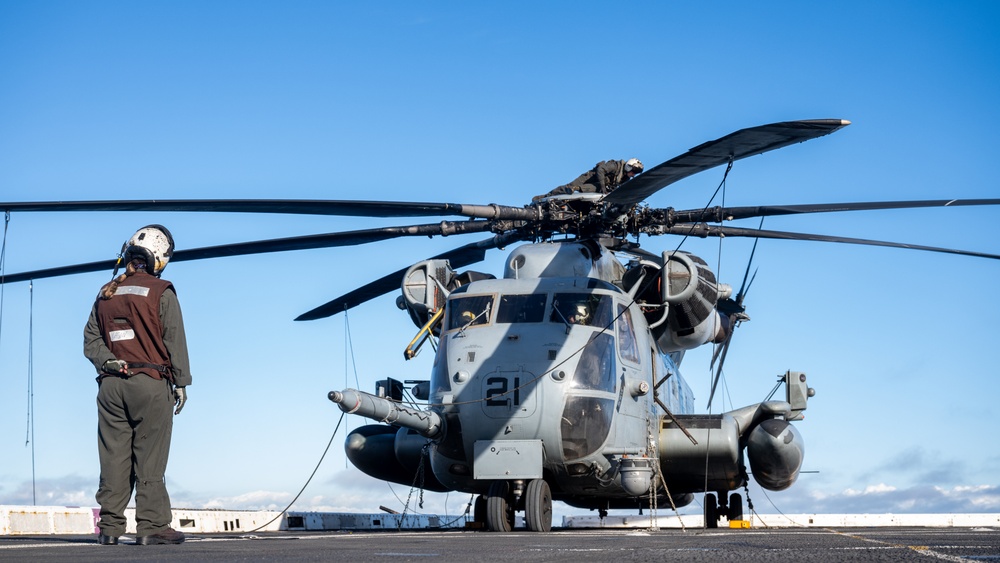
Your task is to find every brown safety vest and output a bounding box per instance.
[96,273,174,380]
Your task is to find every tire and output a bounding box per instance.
[704,493,718,528]
[524,479,553,532]
[728,492,743,522]
[486,481,514,532]
[474,495,487,525]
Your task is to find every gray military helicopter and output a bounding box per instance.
[3,119,999,532]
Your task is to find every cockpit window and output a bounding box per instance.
[550,294,613,328]
[572,332,616,391]
[446,295,494,331]
[617,304,641,365]
[496,294,547,323]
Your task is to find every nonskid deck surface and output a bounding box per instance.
[2,527,998,563]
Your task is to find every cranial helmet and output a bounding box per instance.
[625,158,644,174]
[122,225,174,276]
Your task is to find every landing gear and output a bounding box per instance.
[704,493,719,528]
[473,495,487,526]
[704,491,745,528]
[524,479,553,532]
[727,492,743,521]
[486,481,515,532]
[485,478,553,532]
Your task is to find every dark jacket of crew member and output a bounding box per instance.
[93,274,175,380]
[534,158,644,201]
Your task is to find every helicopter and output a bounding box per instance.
[2,119,999,532]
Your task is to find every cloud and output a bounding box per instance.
[4,473,997,519]
[844,483,897,496]
[769,483,1000,514]
[0,475,93,507]
[167,468,475,517]
[858,446,969,486]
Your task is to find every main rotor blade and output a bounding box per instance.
[603,119,850,207]
[669,198,1000,224]
[0,199,538,221]
[656,224,1000,260]
[707,334,733,411]
[0,221,493,284]
[296,232,524,321]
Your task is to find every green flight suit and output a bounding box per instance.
[84,273,192,538]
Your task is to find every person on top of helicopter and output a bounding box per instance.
[533,158,644,201]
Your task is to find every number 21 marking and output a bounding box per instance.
[486,376,520,407]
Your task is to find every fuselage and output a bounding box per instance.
[424,242,694,501]
[331,239,808,516]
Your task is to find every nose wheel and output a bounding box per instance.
[486,480,515,532]
[524,478,553,532]
[485,479,553,532]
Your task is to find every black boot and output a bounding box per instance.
[97,533,119,545]
[135,527,185,545]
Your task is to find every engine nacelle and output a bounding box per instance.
[746,418,804,491]
[623,251,732,352]
[661,251,732,350]
[397,259,455,331]
[396,260,495,331]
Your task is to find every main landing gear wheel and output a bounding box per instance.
[486,480,515,532]
[474,495,487,527]
[704,493,719,528]
[524,479,553,532]
[728,492,744,521]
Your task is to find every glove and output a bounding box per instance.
[102,359,128,375]
[173,386,188,415]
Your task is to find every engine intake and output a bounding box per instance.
[622,251,731,352]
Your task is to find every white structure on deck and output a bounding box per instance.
[0,505,467,535]
[564,512,1000,529]
[1,505,998,535]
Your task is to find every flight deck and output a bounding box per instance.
[2,527,999,563]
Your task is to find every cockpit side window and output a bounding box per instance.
[551,293,613,327]
[445,295,494,331]
[572,332,616,392]
[496,294,547,323]
[617,304,641,365]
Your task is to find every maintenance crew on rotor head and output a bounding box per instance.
[534,158,644,201]
[83,225,191,546]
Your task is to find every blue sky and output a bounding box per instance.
[1,1,998,519]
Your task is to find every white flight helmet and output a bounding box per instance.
[122,224,174,276]
[625,158,644,174]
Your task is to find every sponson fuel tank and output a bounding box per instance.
[746,418,804,491]
[657,401,805,493]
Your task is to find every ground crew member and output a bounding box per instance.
[534,158,644,201]
[83,225,191,546]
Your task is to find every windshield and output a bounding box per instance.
[550,293,613,327]
[445,295,494,331]
[496,294,547,323]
